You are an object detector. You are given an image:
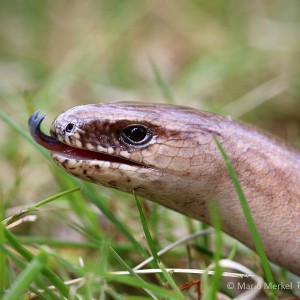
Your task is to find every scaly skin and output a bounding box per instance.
[29,102,300,275]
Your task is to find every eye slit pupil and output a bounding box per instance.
[65,123,74,133]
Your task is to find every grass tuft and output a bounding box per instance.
[3,249,47,300]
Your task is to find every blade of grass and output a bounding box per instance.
[134,196,185,299]
[3,249,47,300]
[202,202,224,300]
[149,57,174,104]
[4,228,70,298]
[105,288,127,300]
[133,228,213,271]
[2,186,81,227]
[210,203,223,299]
[199,223,210,249]
[16,235,112,249]
[0,245,61,300]
[0,193,6,292]
[81,182,149,258]
[0,111,50,159]
[53,166,150,258]
[158,262,185,300]
[48,252,86,278]
[105,274,183,299]
[134,195,160,269]
[110,247,158,300]
[214,136,276,299]
[28,186,81,210]
[149,203,159,250]
[52,168,106,239]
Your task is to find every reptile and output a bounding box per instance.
[28,102,300,275]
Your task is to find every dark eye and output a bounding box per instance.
[64,123,75,134]
[121,125,152,146]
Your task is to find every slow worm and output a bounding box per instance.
[28,102,300,275]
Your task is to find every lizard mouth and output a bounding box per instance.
[28,110,145,167]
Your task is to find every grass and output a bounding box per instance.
[149,58,175,105]
[2,249,47,300]
[0,98,264,300]
[214,137,276,300]
[1,1,300,299]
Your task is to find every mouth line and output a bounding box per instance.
[51,145,146,167]
[28,110,146,168]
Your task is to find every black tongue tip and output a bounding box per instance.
[28,110,61,150]
[29,110,45,136]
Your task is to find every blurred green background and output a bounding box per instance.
[1,1,300,297]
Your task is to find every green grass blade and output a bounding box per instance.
[51,168,107,239]
[111,247,143,280]
[0,111,50,159]
[3,249,47,300]
[16,236,99,249]
[29,186,81,210]
[105,275,183,299]
[81,182,149,258]
[214,137,276,299]
[105,288,125,300]
[0,245,61,300]
[158,262,185,300]
[3,186,81,227]
[134,196,185,299]
[110,248,158,300]
[202,203,223,300]
[4,228,70,298]
[150,58,174,104]
[134,195,160,268]
[0,194,6,292]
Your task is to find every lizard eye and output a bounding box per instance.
[63,123,76,135]
[121,125,152,146]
